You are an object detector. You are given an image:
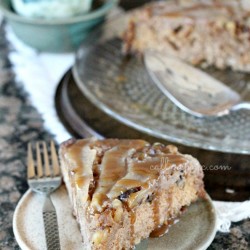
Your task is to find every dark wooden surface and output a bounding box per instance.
[55,70,250,202]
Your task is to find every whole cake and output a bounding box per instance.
[60,138,205,249]
[123,0,250,72]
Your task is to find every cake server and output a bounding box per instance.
[144,50,250,117]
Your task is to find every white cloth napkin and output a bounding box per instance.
[3,16,250,234]
[7,25,73,143]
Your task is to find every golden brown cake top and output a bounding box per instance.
[61,138,200,212]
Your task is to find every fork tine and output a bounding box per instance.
[43,142,50,177]
[36,142,43,178]
[27,143,35,179]
[50,141,60,176]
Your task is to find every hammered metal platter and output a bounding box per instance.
[73,15,250,154]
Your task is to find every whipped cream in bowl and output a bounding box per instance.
[11,0,93,19]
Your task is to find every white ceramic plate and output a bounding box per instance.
[13,186,217,250]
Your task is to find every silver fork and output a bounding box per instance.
[27,141,62,250]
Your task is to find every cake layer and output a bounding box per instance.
[60,138,205,250]
[123,0,250,72]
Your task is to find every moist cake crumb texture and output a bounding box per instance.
[60,138,205,250]
[123,0,250,72]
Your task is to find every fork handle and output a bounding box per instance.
[43,195,61,250]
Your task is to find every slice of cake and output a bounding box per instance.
[123,0,250,72]
[59,138,205,250]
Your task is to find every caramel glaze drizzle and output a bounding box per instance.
[108,159,160,201]
[69,139,188,206]
[152,190,161,237]
[150,186,174,238]
[64,138,197,243]
[64,139,95,218]
[66,140,90,173]
[150,206,187,238]
[91,140,148,210]
[150,217,179,238]
[66,139,191,216]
